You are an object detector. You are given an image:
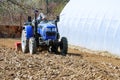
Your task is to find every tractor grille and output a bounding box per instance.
[46,32,56,36]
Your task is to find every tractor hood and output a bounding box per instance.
[37,21,57,40]
[38,21,56,28]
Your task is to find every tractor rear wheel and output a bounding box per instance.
[29,37,37,54]
[60,37,68,56]
[21,30,29,53]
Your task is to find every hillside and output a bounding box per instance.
[0,0,69,25]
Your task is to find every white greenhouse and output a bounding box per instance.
[58,0,120,56]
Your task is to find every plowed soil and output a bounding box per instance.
[0,38,120,80]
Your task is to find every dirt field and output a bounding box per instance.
[0,38,120,80]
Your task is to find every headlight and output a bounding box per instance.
[52,28,57,32]
[45,28,51,32]
[45,28,57,32]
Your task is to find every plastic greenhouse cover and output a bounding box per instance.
[58,0,120,56]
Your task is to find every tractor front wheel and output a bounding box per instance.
[60,37,68,56]
[51,45,58,53]
[29,37,37,54]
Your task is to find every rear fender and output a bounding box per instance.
[23,25,33,39]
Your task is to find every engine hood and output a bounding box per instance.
[39,22,56,28]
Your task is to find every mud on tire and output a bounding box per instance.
[29,37,37,54]
[21,30,29,53]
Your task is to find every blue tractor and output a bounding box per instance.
[21,11,68,56]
